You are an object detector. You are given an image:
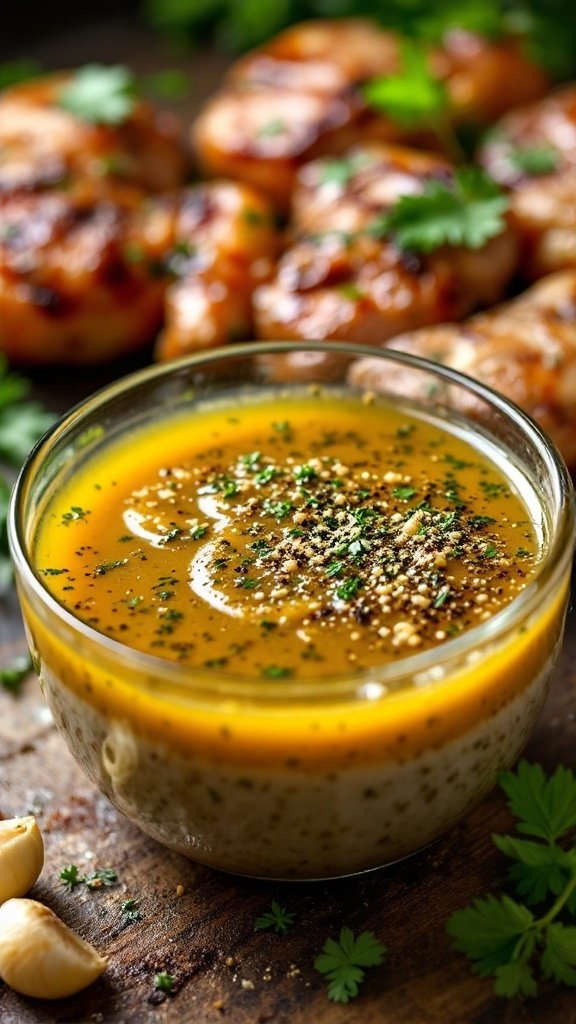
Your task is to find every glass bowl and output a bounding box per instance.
[8,342,576,880]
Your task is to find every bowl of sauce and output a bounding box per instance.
[8,342,575,879]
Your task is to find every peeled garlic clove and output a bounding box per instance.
[0,898,108,999]
[0,816,44,903]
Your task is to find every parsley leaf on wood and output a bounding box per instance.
[58,65,137,125]
[254,900,296,935]
[369,167,509,252]
[314,928,386,1003]
[447,762,576,997]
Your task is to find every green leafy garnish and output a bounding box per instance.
[154,971,175,992]
[0,653,32,695]
[447,762,576,997]
[121,898,142,923]
[254,900,296,935]
[59,864,84,890]
[60,865,118,890]
[369,167,509,252]
[364,41,448,127]
[0,357,54,466]
[58,65,137,125]
[0,59,43,91]
[507,143,559,176]
[85,868,118,888]
[314,928,386,1003]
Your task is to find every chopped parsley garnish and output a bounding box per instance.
[262,499,292,520]
[61,506,90,526]
[508,143,559,177]
[254,900,296,935]
[336,577,363,601]
[121,898,141,923]
[191,526,208,540]
[392,486,418,500]
[59,864,84,890]
[58,64,137,124]
[314,928,386,1003]
[368,168,509,253]
[154,972,175,993]
[262,664,293,679]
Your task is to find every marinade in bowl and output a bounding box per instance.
[8,342,575,879]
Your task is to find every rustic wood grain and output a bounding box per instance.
[1,17,576,1023]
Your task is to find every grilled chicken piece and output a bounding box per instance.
[147,182,280,361]
[0,177,279,366]
[0,73,187,198]
[0,179,167,365]
[479,86,576,280]
[193,18,548,209]
[351,271,576,467]
[253,144,518,345]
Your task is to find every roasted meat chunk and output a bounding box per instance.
[193,18,548,209]
[253,144,518,345]
[351,271,576,467]
[0,72,187,198]
[479,86,576,280]
[145,181,280,361]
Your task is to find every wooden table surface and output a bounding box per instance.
[2,16,576,1024]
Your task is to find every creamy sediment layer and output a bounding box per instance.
[35,642,557,878]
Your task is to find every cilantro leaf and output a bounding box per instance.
[494,959,538,998]
[493,833,572,904]
[447,894,535,977]
[508,144,559,177]
[499,761,576,843]
[254,900,296,935]
[0,653,32,695]
[0,356,54,466]
[369,167,508,253]
[541,924,576,987]
[364,41,448,127]
[314,928,386,1003]
[60,864,85,890]
[58,65,137,125]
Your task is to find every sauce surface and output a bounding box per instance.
[34,393,540,681]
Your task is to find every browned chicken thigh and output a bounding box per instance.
[479,86,576,280]
[253,144,519,345]
[193,18,548,209]
[0,73,186,197]
[350,271,576,467]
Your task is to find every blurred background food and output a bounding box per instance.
[2,0,576,463]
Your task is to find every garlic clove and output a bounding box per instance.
[0,816,44,903]
[0,898,108,999]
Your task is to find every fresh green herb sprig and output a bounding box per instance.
[154,971,175,993]
[0,356,54,467]
[314,928,386,1003]
[0,357,54,594]
[368,167,509,252]
[0,653,32,695]
[447,762,576,997]
[364,40,451,139]
[121,898,142,923]
[59,864,118,890]
[58,64,137,125]
[254,900,296,935]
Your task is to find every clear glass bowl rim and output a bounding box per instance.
[8,340,576,703]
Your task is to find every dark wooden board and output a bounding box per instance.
[2,15,576,1024]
